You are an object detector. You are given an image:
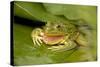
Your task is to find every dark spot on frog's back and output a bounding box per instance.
[14,16,45,28]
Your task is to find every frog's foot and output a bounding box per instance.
[75,34,89,47]
[31,28,43,47]
[48,40,77,51]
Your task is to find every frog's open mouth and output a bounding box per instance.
[41,33,65,45]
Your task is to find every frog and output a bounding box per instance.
[31,19,89,52]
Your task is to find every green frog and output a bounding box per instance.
[31,19,89,51]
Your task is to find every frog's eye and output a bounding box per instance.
[56,25,61,28]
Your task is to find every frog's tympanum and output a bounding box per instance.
[31,20,89,51]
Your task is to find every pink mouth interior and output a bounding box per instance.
[42,35,64,44]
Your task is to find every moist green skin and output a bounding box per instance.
[31,21,87,51]
[43,21,78,40]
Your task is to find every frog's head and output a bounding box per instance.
[43,22,76,35]
[41,22,77,45]
[44,22,66,35]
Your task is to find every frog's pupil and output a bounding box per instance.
[57,25,61,28]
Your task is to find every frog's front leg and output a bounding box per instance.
[48,40,77,51]
[75,34,89,47]
[31,28,43,47]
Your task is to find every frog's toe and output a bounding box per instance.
[48,45,65,51]
[32,37,42,47]
[32,38,37,46]
[76,34,88,47]
[35,39,41,46]
[38,37,43,44]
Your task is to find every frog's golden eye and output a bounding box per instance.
[57,25,61,28]
[56,25,61,28]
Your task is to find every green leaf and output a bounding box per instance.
[14,1,68,23]
[13,1,97,66]
[43,3,97,26]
